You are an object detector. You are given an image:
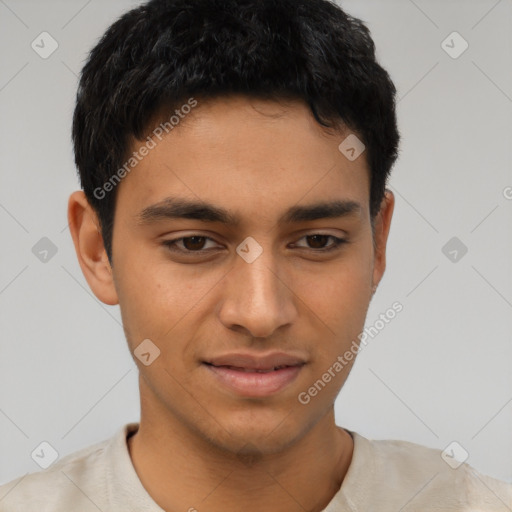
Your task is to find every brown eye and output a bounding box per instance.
[293,234,347,252]
[163,236,220,254]
[306,234,331,249]
[181,236,208,251]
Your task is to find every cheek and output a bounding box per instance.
[300,257,373,359]
[306,252,372,318]
[113,252,217,352]
[112,256,172,349]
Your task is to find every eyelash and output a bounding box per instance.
[162,234,347,255]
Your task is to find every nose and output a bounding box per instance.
[217,241,298,339]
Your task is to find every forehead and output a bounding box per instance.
[116,96,370,225]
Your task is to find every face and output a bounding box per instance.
[70,95,393,455]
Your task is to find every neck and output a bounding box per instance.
[128,400,353,512]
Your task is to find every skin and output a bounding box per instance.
[68,95,394,512]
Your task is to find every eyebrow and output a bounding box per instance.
[136,196,362,226]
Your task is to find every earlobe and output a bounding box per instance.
[371,189,395,290]
[67,191,119,306]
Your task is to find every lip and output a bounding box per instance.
[203,351,307,397]
[206,352,306,370]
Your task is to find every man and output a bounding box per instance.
[1,0,511,510]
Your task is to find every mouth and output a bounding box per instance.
[206,364,297,373]
[202,353,306,397]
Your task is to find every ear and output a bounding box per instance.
[67,191,119,305]
[371,189,395,290]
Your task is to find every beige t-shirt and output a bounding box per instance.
[1,422,511,511]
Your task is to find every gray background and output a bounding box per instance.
[0,0,511,485]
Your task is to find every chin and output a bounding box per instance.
[197,407,312,457]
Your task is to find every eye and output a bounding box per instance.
[292,234,347,252]
[162,235,220,254]
[161,233,348,257]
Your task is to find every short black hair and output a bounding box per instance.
[72,0,400,264]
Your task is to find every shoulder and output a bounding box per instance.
[0,426,128,512]
[346,431,512,511]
